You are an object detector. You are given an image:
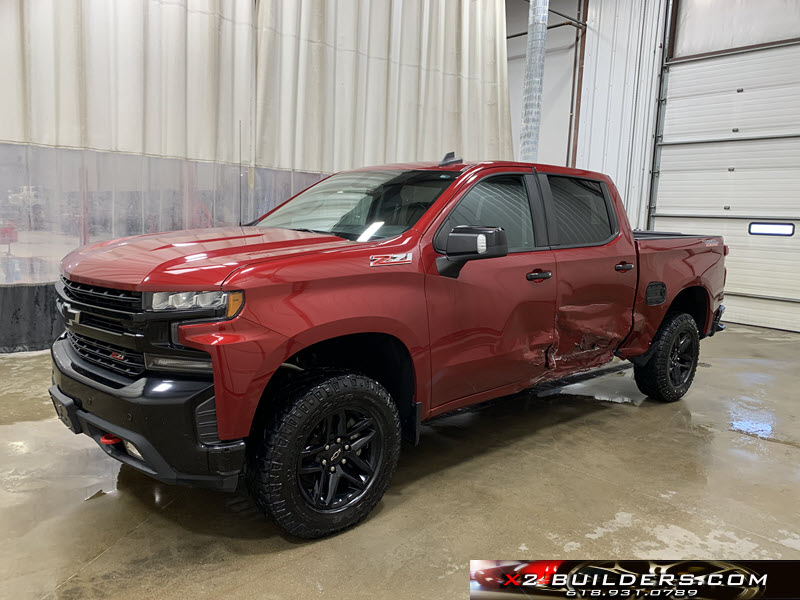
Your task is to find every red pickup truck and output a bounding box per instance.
[50,157,726,538]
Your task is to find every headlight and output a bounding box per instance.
[149,290,244,318]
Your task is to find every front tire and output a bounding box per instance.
[633,312,700,402]
[246,371,401,539]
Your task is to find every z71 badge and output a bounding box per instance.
[370,253,413,267]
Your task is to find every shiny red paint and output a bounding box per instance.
[516,560,566,585]
[61,160,725,440]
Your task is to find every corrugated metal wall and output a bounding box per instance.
[574,0,666,229]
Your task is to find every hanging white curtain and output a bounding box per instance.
[254,0,513,172]
[0,0,254,163]
[0,0,511,170]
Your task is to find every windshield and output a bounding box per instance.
[255,170,459,241]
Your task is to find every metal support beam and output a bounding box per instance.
[547,7,586,27]
[507,7,585,39]
[646,0,675,230]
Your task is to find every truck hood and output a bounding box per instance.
[61,226,357,290]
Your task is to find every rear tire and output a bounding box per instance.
[633,312,699,402]
[246,371,401,539]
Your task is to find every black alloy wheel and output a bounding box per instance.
[297,407,383,511]
[633,311,700,402]
[668,331,695,387]
[246,371,401,539]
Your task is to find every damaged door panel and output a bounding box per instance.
[539,174,638,372]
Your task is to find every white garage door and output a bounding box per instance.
[650,22,800,330]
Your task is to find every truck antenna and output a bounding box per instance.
[439,151,462,167]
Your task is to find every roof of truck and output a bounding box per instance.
[352,160,612,182]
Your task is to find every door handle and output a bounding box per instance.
[615,262,635,272]
[526,270,552,281]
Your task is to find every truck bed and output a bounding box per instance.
[616,232,726,359]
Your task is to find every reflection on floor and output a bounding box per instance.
[1,324,799,599]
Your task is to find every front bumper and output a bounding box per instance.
[50,337,245,491]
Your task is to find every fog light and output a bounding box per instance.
[123,440,143,461]
[145,355,213,372]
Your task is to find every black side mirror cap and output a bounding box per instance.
[436,226,508,278]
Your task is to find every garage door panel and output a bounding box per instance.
[662,44,800,144]
[653,30,800,331]
[659,137,800,171]
[667,45,800,99]
[723,294,800,332]
[656,136,800,217]
[662,86,800,142]
[656,170,799,217]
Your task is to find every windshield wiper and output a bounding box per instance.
[288,227,354,240]
[290,227,333,235]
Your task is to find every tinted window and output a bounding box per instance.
[548,176,613,246]
[444,175,535,252]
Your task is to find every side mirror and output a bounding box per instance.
[437,226,508,278]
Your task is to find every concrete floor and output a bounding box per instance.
[1,324,799,599]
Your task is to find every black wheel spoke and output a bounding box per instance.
[323,414,334,439]
[312,475,322,505]
[347,417,373,437]
[340,466,367,490]
[300,444,325,457]
[298,463,323,475]
[323,471,341,507]
[336,409,348,437]
[348,452,374,475]
[350,430,375,453]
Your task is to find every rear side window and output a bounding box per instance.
[547,176,613,246]
[444,175,535,252]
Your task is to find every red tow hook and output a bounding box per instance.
[100,433,122,445]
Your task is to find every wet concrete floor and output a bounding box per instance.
[1,324,798,599]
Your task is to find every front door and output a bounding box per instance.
[424,171,557,408]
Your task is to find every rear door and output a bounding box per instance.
[539,173,637,371]
[424,169,557,408]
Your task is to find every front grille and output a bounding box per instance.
[79,313,128,334]
[68,331,146,378]
[61,277,143,312]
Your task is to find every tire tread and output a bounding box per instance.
[245,369,401,539]
[633,312,699,403]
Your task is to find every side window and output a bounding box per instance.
[443,175,535,253]
[547,176,613,246]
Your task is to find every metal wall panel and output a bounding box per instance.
[574,0,666,229]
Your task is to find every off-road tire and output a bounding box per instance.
[245,370,401,539]
[633,312,700,402]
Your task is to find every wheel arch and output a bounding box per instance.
[663,284,711,336]
[251,331,421,445]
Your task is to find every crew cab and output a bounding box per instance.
[50,157,726,538]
